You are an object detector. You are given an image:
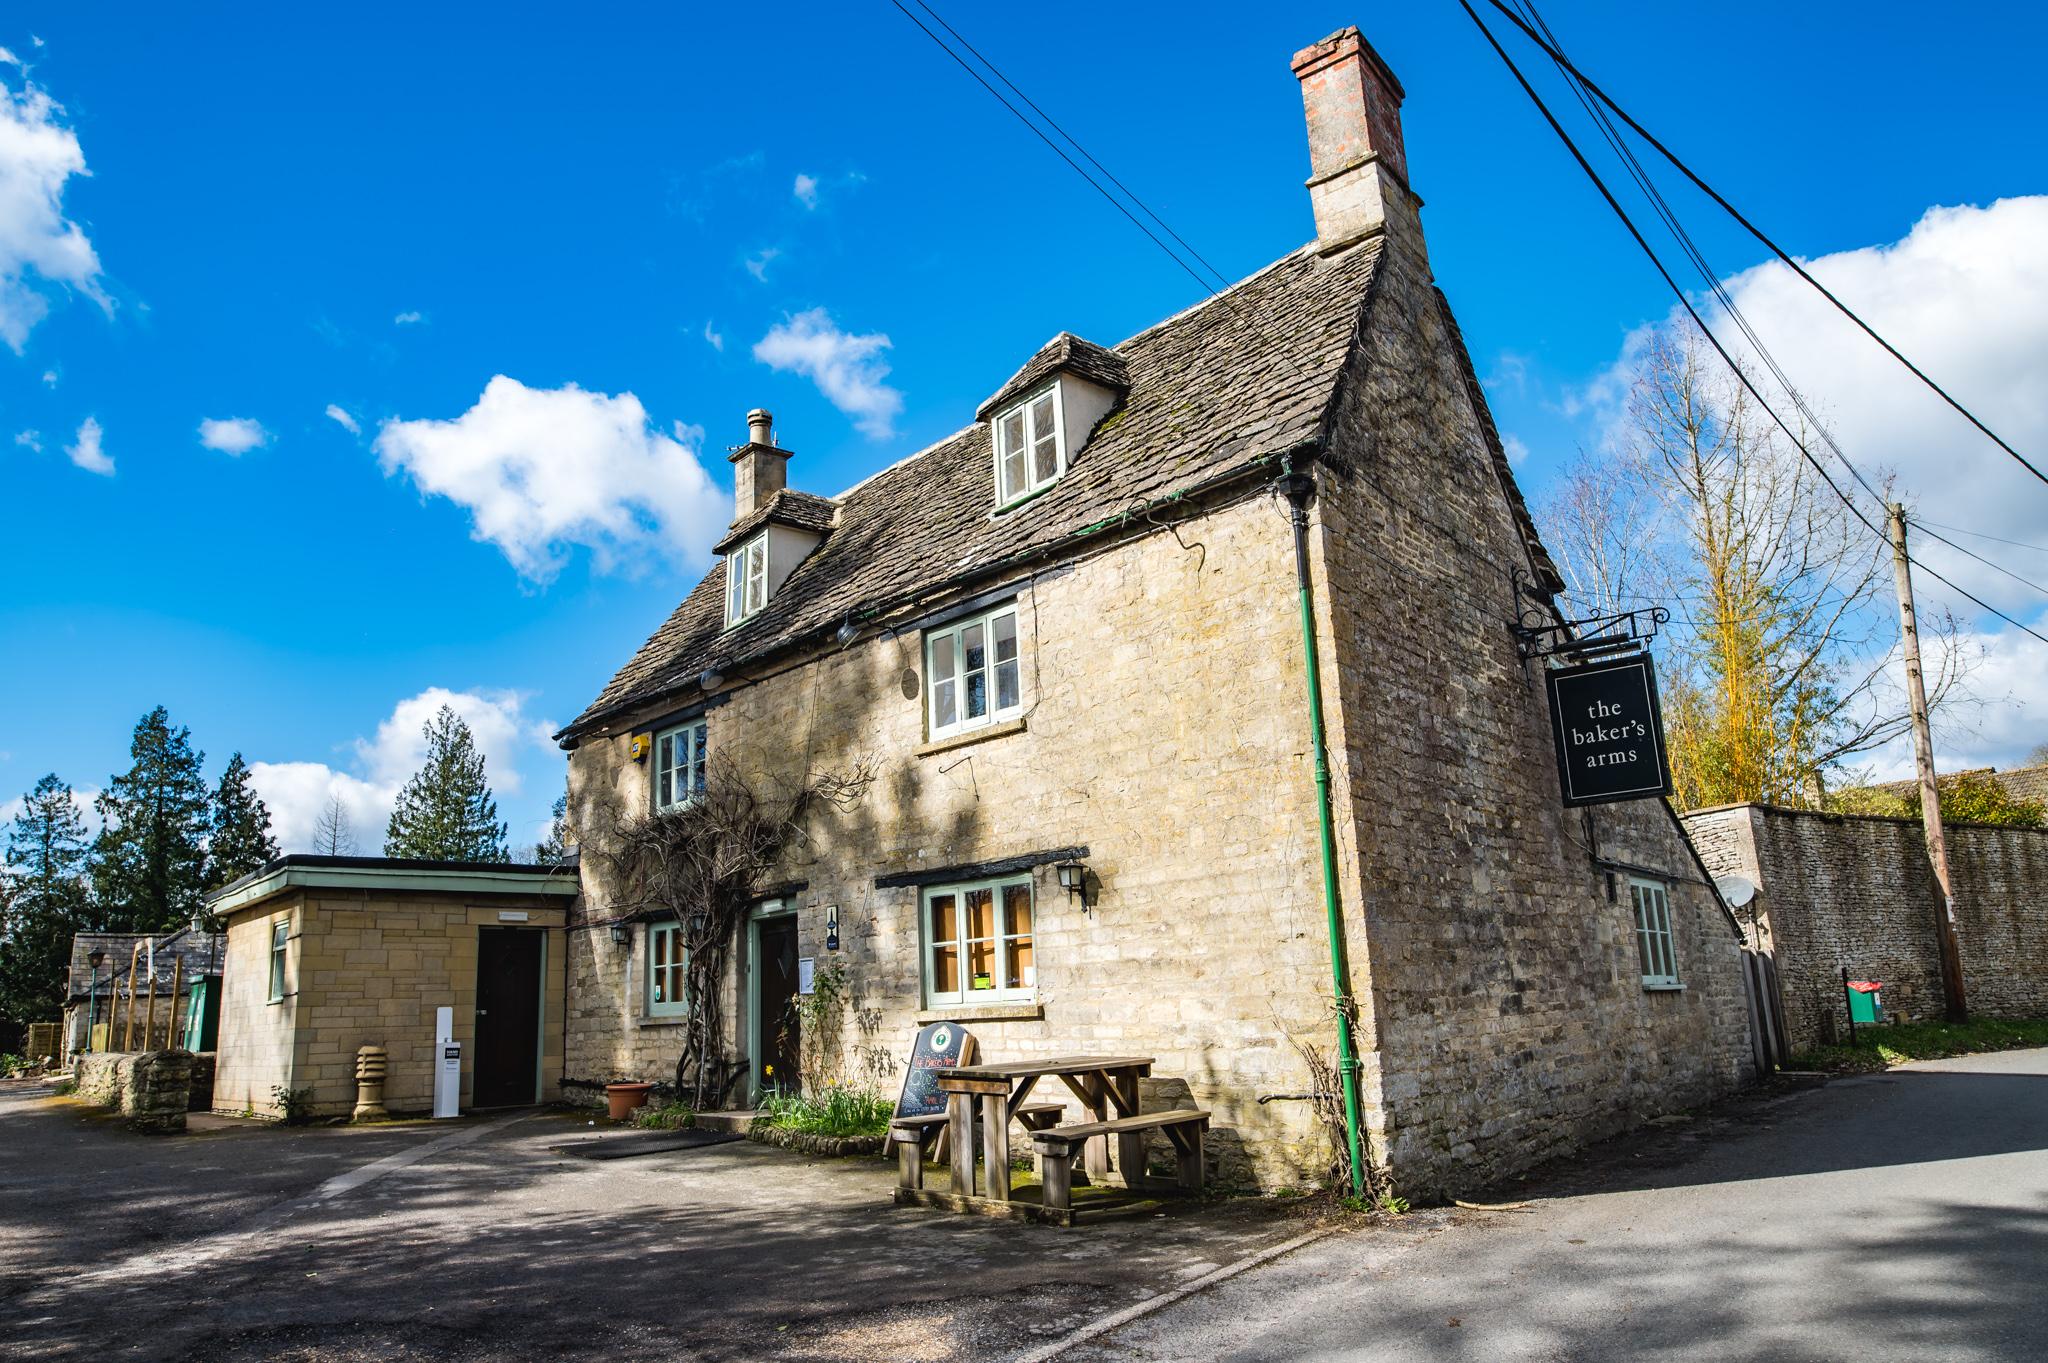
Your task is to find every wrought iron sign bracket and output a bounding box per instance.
[1511,573,1668,664]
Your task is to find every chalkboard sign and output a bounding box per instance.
[1546,654,1673,807]
[893,1021,976,1121]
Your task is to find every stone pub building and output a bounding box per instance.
[555,24,1753,1196]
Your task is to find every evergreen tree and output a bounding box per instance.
[0,775,93,1024]
[384,705,509,862]
[90,707,212,932]
[531,793,570,863]
[209,752,280,886]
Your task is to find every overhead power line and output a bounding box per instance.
[1909,520,2048,557]
[1481,0,2048,492]
[1907,517,2048,601]
[1456,0,2048,649]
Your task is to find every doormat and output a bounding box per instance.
[551,1129,744,1160]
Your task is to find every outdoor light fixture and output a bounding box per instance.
[698,667,724,692]
[835,619,859,647]
[686,910,708,940]
[86,949,105,1054]
[1054,859,1087,903]
[609,922,632,947]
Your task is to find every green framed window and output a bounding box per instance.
[267,917,289,1002]
[925,605,1022,740]
[646,922,688,1017]
[921,874,1035,1007]
[1630,877,1680,989]
[653,719,709,811]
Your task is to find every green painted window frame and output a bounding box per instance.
[646,921,688,1017]
[919,874,1036,1007]
[1629,877,1680,990]
[924,604,1023,740]
[267,916,289,1003]
[653,718,709,812]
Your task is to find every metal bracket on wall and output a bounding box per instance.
[1510,570,1669,664]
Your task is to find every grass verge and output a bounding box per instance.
[1790,1016,2048,1073]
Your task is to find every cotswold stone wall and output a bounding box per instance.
[215,892,568,1118]
[1313,238,1753,1198]
[71,1050,194,1132]
[1683,804,2048,1051]
[567,494,1342,1183]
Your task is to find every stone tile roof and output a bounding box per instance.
[564,241,1387,742]
[64,928,221,1003]
[1864,764,2048,808]
[712,488,840,556]
[974,332,1132,421]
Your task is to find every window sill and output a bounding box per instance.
[989,481,1060,519]
[916,1001,1043,1025]
[1641,982,1685,993]
[918,717,1026,758]
[637,1016,691,1028]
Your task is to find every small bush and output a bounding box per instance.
[757,1086,892,1139]
[271,1085,315,1125]
[633,1101,695,1131]
[0,1053,27,1078]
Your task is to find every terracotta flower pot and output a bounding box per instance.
[605,1082,656,1121]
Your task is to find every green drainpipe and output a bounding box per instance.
[1285,473,1369,1198]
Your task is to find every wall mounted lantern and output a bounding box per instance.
[609,922,632,947]
[1054,858,1088,907]
[686,910,709,941]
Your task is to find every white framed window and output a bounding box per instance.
[925,604,1022,739]
[646,921,688,1017]
[267,917,289,1002]
[921,874,1035,1006]
[1630,877,1680,989]
[654,719,709,811]
[994,387,1064,507]
[725,532,769,626]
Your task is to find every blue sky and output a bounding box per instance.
[4,2,2046,850]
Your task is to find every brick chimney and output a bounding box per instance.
[1292,27,1419,254]
[728,408,790,521]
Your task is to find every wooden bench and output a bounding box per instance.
[1031,1110,1208,1212]
[892,1102,1065,1191]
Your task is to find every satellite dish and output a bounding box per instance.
[1714,875,1758,908]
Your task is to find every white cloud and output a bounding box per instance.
[374,375,731,582]
[0,67,107,352]
[1502,433,1531,467]
[64,415,109,474]
[394,309,425,325]
[744,246,780,282]
[197,416,269,455]
[39,367,55,386]
[324,403,360,435]
[753,308,903,440]
[248,686,557,854]
[14,428,38,451]
[793,173,819,210]
[702,319,724,352]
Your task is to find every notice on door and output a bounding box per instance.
[1545,654,1672,807]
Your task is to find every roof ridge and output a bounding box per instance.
[1111,243,1319,353]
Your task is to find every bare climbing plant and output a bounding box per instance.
[1289,1033,1393,1206]
[585,755,874,1109]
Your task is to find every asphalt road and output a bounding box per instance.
[1065,1049,2048,1362]
[4,1049,2042,1361]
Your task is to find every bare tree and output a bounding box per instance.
[312,793,357,856]
[1536,330,1969,809]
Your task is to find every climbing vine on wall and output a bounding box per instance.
[587,755,873,1109]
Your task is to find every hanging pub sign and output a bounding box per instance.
[1546,653,1672,807]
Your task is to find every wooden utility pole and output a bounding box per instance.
[1887,503,1969,1022]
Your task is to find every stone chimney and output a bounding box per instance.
[1292,27,1420,255]
[728,408,790,521]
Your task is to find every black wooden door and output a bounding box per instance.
[474,928,543,1107]
[757,915,801,1094]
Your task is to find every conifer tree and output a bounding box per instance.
[313,793,358,855]
[209,752,280,887]
[532,793,570,863]
[91,708,212,932]
[384,705,509,862]
[0,774,93,1024]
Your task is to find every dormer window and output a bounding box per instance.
[726,532,768,626]
[995,389,1064,507]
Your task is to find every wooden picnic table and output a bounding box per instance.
[934,1055,1153,1203]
